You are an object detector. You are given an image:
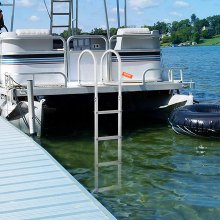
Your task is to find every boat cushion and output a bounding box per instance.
[16,29,50,36]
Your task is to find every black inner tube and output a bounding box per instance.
[169,104,220,137]
[184,104,220,113]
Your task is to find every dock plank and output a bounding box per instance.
[0,117,116,220]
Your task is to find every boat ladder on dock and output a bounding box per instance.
[78,49,122,193]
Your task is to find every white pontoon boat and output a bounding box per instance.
[0,0,194,136]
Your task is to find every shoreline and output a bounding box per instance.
[161,35,220,47]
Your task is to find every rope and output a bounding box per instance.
[43,0,51,20]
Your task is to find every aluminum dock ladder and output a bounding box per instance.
[77,49,122,193]
[94,50,122,192]
[50,0,73,35]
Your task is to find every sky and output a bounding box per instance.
[1,0,220,32]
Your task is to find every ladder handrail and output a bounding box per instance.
[100,49,122,86]
[67,36,108,83]
[99,48,122,127]
[77,49,123,192]
[77,49,97,86]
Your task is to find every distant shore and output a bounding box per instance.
[161,35,220,47]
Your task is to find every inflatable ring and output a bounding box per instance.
[169,104,220,138]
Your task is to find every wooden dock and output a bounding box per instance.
[0,117,116,220]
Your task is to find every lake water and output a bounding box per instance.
[41,46,220,219]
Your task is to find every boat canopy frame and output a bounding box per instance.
[0,0,15,31]
[72,0,127,38]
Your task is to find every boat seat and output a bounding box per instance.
[114,28,159,50]
[16,29,50,37]
[0,29,51,39]
[0,32,17,39]
[0,29,53,51]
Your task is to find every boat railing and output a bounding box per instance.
[166,67,195,88]
[6,72,68,88]
[167,67,188,82]
[142,68,161,84]
[53,36,68,78]
[0,35,67,87]
[108,34,162,83]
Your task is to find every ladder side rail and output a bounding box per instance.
[50,0,53,35]
[99,49,122,191]
[50,0,72,35]
[76,50,97,138]
[76,49,98,191]
[116,50,122,188]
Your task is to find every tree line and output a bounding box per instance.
[61,14,220,45]
[146,14,220,44]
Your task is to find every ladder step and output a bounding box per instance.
[97,135,121,141]
[98,110,120,115]
[52,25,70,28]
[96,184,119,193]
[52,0,71,2]
[98,161,119,167]
[103,82,120,86]
[52,13,70,16]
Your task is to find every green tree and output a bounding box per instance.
[91,28,107,35]
[151,21,169,34]
[171,32,181,44]
[110,27,118,36]
[171,21,179,32]
[194,18,209,33]
[191,14,199,26]
[192,31,200,43]
[201,29,213,39]
[60,28,82,39]
[161,36,171,44]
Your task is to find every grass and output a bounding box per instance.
[160,42,171,47]
[198,35,220,46]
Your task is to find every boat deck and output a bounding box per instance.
[6,81,183,97]
[0,117,116,220]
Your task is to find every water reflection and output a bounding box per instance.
[196,145,207,155]
[41,121,220,219]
